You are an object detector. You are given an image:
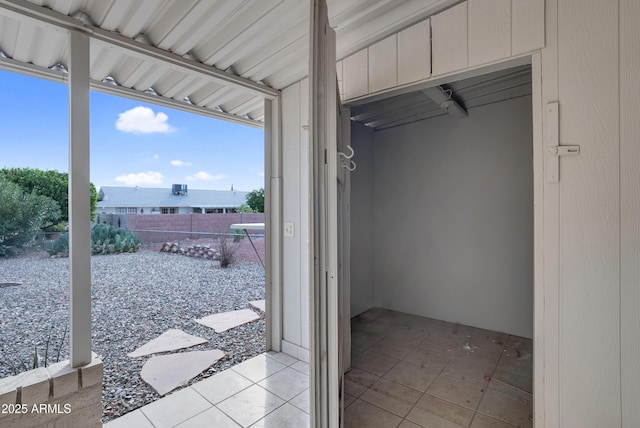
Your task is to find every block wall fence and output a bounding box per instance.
[125,213,265,243]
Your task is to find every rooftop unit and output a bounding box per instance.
[172,184,188,196]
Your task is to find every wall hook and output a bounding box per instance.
[338,145,354,160]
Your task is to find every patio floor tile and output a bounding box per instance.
[191,368,253,405]
[258,367,309,400]
[140,387,212,428]
[290,389,310,414]
[290,360,310,375]
[266,350,298,366]
[174,406,241,428]
[217,384,285,427]
[103,409,154,428]
[250,402,310,428]
[231,354,286,382]
[104,352,310,428]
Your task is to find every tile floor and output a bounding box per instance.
[103,352,310,428]
[103,308,533,428]
[345,308,534,428]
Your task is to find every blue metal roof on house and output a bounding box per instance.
[97,186,249,209]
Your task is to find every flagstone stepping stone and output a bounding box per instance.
[249,299,266,312]
[195,309,260,333]
[141,349,225,395]
[128,329,207,358]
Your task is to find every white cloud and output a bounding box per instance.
[115,171,164,186]
[170,159,192,167]
[116,106,175,134]
[154,154,160,160]
[185,171,227,181]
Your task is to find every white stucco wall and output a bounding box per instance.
[370,95,534,338]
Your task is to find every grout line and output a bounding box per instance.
[139,408,156,427]
[347,397,406,423]
[352,310,533,428]
[168,405,212,428]
[468,334,520,427]
[395,332,452,428]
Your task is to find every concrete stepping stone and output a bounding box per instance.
[249,299,266,312]
[128,329,207,358]
[141,349,225,395]
[195,309,260,333]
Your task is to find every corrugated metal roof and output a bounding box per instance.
[351,65,532,130]
[98,186,249,209]
[0,0,455,127]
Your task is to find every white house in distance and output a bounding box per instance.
[97,184,249,215]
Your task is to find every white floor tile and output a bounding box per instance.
[250,403,310,428]
[266,351,298,366]
[175,406,241,428]
[289,389,310,414]
[217,384,285,427]
[141,387,212,428]
[192,368,253,405]
[232,354,286,383]
[258,367,309,400]
[103,409,154,428]
[290,360,310,375]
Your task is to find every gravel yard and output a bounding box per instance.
[0,248,266,423]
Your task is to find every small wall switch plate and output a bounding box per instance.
[284,222,295,237]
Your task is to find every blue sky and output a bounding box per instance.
[0,69,265,192]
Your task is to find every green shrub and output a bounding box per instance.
[44,222,67,233]
[232,229,245,243]
[0,167,98,222]
[47,224,141,256]
[47,233,69,256]
[236,203,255,213]
[0,177,60,257]
[245,188,264,213]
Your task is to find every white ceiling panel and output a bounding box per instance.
[0,0,455,127]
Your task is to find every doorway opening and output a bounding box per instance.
[345,65,535,427]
